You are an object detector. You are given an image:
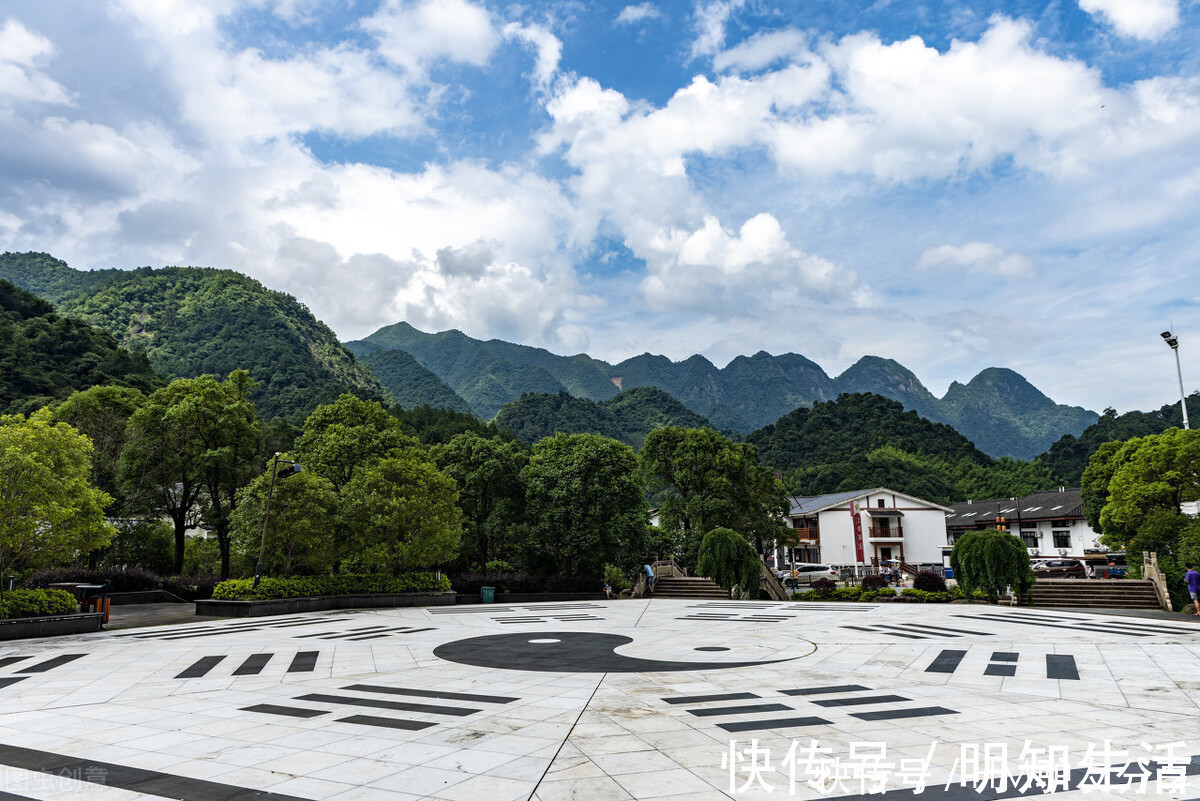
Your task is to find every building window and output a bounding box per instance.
[878,499,885,508]
[1053,530,1071,548]
[1021,531,1039,548]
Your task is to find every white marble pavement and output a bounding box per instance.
[0,599,1197,801]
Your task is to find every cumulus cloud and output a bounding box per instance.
[503,22,562,92]
[691,0,745,58]
[615,3,660,25]
[713,28,807,72]
[0,19,72,107]
[1078,0,1179,40]
[917,243,1036,279]
[363,0,499,75]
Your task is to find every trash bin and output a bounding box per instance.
[480,586,495,604]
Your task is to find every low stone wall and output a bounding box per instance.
[0,613,104,641]
[455,592,607,605]
[195,591,456,618]
[108,590,189,606]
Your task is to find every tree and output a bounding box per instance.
[231,458,337,578]
[521,433,649,576]
[950,529,1033,602]
[1096,428,1200,548]
[120,372,261,577]
[54,385,146,513]
[640,426,787,566]
[294,394,417,489]
[696,527,761,596]
[431,432,527,568]
[340,449,462,575]
[0,409,114,587]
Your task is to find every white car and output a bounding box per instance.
[782,563,838,588]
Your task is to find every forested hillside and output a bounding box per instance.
[1039,394,1200,485]
[1,279,162,413]
[494,387,712,448]
[0,253,385,422]
[748,393,1057,505]
[351,321,1097,459]
[362,349,472,414]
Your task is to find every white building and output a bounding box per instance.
[782,488,953,569]
[943,488,1100,559]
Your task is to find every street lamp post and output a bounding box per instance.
[253,452,302,589]
[1161,331,1190,430]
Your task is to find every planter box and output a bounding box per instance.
[195,592,456,618]
[455,592,607,605]
[0,613,103,641]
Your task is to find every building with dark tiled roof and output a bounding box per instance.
[944,487,1101,558]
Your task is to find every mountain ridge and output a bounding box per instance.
[349,322,1098,459]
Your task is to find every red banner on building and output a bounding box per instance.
[850,499,865,562]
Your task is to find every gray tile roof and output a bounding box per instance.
[945,488,1084,528]
[788,487,952,515]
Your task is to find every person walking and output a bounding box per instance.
[1185,564,1200,615]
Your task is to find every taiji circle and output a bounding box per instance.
[529,638,561,644]
[694,646,729,652]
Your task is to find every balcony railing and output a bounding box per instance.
[868,525,903,539]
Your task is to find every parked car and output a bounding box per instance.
[1032,559,1087,578]
[783,563,839,588]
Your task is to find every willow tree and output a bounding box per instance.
[950,529,1033,602]
[696,527,761,596]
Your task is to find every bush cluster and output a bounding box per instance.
[23,567,220,600]
[0,589,78,619]
[859,574,890,591]
[450,572,599,595]
[212,572,451,601]
[912,571,948,593]
[795,585,988,603]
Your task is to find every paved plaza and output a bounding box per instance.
[1,599,1199,800]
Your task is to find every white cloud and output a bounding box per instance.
[503,22,562,92]
[1078,0,1179,40]
[364,0,499,75]
[713,28,807,72]
[0,19,72,107]
[917,243,1036,279]
[615,3,660,25]
[691,0,745,59]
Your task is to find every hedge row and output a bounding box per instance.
[0,589,78,619]
[212,572,452,601]
[450,572,598,595]
[796,586,988,603]
[23,567,220,600]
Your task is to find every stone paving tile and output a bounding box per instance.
[1,599,1198,800]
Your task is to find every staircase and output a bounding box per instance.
[652,576,730,600]
[1023,579,1164,610]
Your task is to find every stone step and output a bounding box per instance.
[652,576,730,600]
[1024,578,1163,609]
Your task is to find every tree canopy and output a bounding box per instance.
[950,529,1033,602]
[696,527,761,595]
[0,409,114,582]
[293,394,417,489]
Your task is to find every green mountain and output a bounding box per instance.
[494,386,713,448]
[747,393,1057,505]
[351,321,1097,459]
[1039,394,1200,485]
[0,253,384,422]
[362,349,472,414]
[1,279,163,413]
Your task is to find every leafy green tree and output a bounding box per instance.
[950,529,1033,602]
[294,394,416,489]
[1080,439,1125,532]
[1123,508,1200,610]
[120,372,261,577]
[54,385,147,512]
[521,433,649,576]
[0,409,114,586]
[696,527,760,596]
[1096,428,1200,548]
[340,449,462,575]
[640,426,787,566]
[432,432,527,568]
[231,458,337,578]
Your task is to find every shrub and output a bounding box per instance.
[795,590,833,601]
[450,572,597,595]
[900,588,954,603]
[0,589,77,619]
[23,566,162,593]
[860,574,890,591]
[603,564,629,592]
[832,587,863,601]
[810,578,836,592]
[484,560,515,574]
[912,570,948,593]
[212,572,452,601]
[161,575,221,601]
[862,587,896,600]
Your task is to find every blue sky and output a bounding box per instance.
[1,0,1198,415]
